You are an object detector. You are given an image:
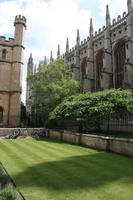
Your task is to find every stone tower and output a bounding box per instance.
[26,54,34,117]
[0,15,26,127]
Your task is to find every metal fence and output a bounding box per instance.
[102,112,133,132]
[55,112,133,134]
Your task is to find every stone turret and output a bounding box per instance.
[57,44,60,60]
[12,15,27,91]
[9,15,26,125]
[27,53,34,75]
[34,64,36,74]
[74,30,80,81]
[50,50,54,62]
[76,29,80,46]
[89,18,93,37]
[44,56,47,64]
[84,18,94,91]
[26,54,34,116]
[106,5,111,27]
[66,37,69,54]
[103,5,112,89]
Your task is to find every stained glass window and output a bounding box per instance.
[115,42,126,88]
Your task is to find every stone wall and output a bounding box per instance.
[47,129,133,157]
[1,128,133,157]
[0,128,44,137]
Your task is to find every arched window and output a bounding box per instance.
[2,49,6,60]
[115,42,126,88]
[96,50,104,90]
[81,57,87,80]
[0,107,3,123]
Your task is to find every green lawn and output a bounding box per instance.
[0,138,133,200]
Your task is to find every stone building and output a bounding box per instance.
[0,15,26,127]
[62,0,133,91]
[26,53,35,121]
[26,1,133,118]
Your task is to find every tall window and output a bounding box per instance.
[0,107,3,123]
[81,57,87,80]
[96,51,103,90]
[115,42,126,88]
[2,49,6,60]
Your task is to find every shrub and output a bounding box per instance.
[0,164,5,175]
[49,89,133,130]
[0,184,19,200]
[0,173,10,188]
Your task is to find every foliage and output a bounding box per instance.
[0,184,19,200]
[21,102,27,123]
[28,59,80,123]
[0,164,9,188]
[49,89,133,130]
[0,164,5,175]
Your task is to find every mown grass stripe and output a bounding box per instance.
[19,139,73,159]
[19,139,132,176]
[1,139,133,200]
[35,138,96,155]
[8,140,93,186]
[3,140,120,187]
[0,140,86,191]
[0,140,102,192]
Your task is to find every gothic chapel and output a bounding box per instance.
[63,0,133,92]
[26,0,133,117]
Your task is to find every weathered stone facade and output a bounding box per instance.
[26,54,35,120]
[0,15,26,127]
[63,1,133,91]
[26,1,133,118]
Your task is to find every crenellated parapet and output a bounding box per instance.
[0,36,14,46]
[111,12,127,30]
[14,15,27,27]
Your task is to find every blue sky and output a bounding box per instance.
[0,0,127,103]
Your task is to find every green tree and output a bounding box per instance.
[50,89,133,131]
[21,102,27,126]
[29,59,80,125]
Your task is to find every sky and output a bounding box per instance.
[0,0,127,103]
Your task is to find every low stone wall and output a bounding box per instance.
[0,128,45,137]
[47,129,133,157]
[1,128,133,157]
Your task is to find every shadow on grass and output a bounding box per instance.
[12,151,133,191]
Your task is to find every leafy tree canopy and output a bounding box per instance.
[28,59,80,120]
[49,89,133,129]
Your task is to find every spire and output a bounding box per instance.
[57,44,60,59]
[27,53,34,75]
[89,18,93,37]
[44,56,47,64]
[34,64,36,74]
[106,5,111,27]
[76,29,80,46]
[50,50,53,62]
[28,53,33,64]
[66,37,69,53]
[127,0,132,12]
